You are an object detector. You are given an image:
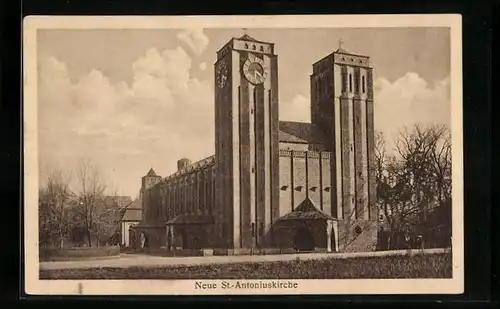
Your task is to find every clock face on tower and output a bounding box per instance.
[243,54,269,85]
[216,60,229,88]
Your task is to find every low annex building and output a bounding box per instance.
[120,197,142,247]
[131,34,379,254]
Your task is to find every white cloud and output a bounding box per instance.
[38,44,214,196]
[279,94,310,123]
[374,72,450,149]
[199,62,207,71]
[39,43,449,198]
[278,72,450,153]
[176,29,209,56]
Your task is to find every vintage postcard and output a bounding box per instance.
[23,14,464,295]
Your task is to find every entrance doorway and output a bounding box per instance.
[293,227,315,252]
[179,229,187,249]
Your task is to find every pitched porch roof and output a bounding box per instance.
[276,197,335,221]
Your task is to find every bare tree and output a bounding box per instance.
[375,124,452,249]
[374,131,387,183]
[395,124,451,223]
[75,159,107,247]
[429,127,452,207]
[93,191,127,247]
[38,169,72,248]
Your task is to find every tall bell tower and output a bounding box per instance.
[214,34,279,250]
[310,41,378,251]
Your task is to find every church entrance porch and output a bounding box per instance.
[129,224,166,251]
[166,214,215,251]
[293,227,315,252]
[272,197,339,253]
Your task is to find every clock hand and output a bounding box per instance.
[255,71,262,79]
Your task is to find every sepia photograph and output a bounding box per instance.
[23,15,463,295]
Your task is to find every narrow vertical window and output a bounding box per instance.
[341,72,347,93]
[252,223,256,237]
[259,222,264,236]
[349,73,353,92]
[362,76,366,93]
[355,71,360,93]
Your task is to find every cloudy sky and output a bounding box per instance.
[37,27,450,197]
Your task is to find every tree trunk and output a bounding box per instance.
[59,229,64,249]
[86,227,92,247]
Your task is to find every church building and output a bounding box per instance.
[131,34,378,254]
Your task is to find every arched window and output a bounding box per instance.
[349,73,353,92]
[260,46,264,51]
[362,76,366,93]
[245,43,249,49]
[252,44,256,50]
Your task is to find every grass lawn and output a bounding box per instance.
[39,252,452,279]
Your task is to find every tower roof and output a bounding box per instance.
[236,34,271,45]
[335,46,350,54]
[146,168,158,177]
[335,38,351,54]
[332,41,368,58]
[239,34,257,41]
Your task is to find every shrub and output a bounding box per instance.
[40,246,120,262]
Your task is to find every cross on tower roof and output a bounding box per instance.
[336,38,349,53]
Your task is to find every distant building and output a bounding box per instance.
[119,197,142,247]
[133,35,378,254]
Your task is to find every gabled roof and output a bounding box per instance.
[277,197,334,221]
[279,121,328,145]
[120,197,142,222]
[121,208,142,222]
[146,168,159,177]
